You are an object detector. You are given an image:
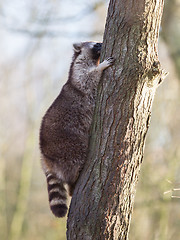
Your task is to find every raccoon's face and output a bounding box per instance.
[73,42,102,64]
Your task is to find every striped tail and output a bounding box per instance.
[46,173,68,218]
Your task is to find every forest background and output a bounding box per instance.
[0,0,180,240]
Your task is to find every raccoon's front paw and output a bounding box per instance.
[98,57,115,71]
[105,57,115,66]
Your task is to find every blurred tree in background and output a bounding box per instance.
[0,0,179,240]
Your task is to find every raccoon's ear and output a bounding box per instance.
[73,43,82,53]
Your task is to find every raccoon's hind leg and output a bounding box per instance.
[46,172,68,217]
[67,164,82,197]
[68,182,76,196]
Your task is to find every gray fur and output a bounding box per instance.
[39,41,114,217]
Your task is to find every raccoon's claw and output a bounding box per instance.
[106,57,115,66]
[96,56,115,71]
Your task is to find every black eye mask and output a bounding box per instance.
[92,43,102,60]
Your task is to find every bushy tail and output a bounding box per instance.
[46,173,68,218]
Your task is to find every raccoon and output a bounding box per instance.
[39,41,114,218]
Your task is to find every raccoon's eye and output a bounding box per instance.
[93,43,102,51]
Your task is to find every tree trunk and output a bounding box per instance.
[67,0,166,239]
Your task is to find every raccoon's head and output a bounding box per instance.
[73,42,102,65]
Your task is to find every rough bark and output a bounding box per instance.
[67,0,166,239]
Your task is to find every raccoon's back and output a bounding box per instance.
[39,85,91,161]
